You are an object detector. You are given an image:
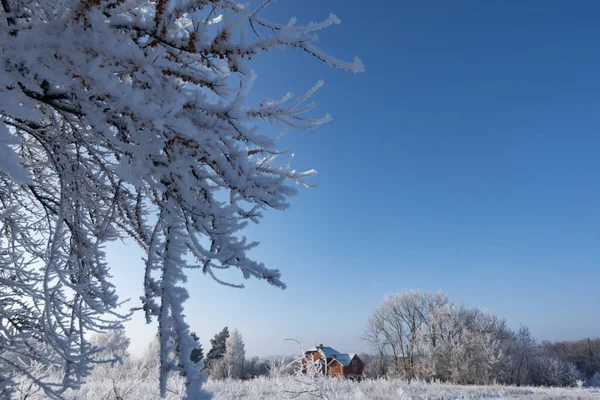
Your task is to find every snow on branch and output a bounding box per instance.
[0,0,363,397]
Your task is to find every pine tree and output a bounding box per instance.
[206,327,230,364]
[190,332,204,365]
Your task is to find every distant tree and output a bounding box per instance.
[82,328,137,392]
[205,327,229,377]
[206,327,229,363]
[190,332,204,365]
[358,353,382,378]
[89,327,131,360]
[365,290,449,378]
[253,359,272,376]
[366,290,524,385]
[223,329,246,379]
[530,353,581,387]
[361,321,389,377]
[507,325,536,386]
[543,338,600,380]
[244,356,260,377]
[137,337,161,380]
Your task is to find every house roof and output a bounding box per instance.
[333,353,358,366]
[305,347,359,367]
[306,346,339,358]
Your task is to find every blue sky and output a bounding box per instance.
[110,0,600,357]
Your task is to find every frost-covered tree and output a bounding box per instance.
[223,328,245,379]
[362,317,390,377]
[366,290,520,385]
[506,325,536,386]
[365,290,449,377]
[243,356,261,377]
[89,327,131,360]
[137,336,161,381]
[543,338,600,380]
[74,328,138,397]
[530,353,582,387]
[0,0,362,397]
[358,352,386,378]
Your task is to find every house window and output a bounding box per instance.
[352,360,357,371]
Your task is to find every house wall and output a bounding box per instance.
[304,352,344,376]
[328,360,343,377]
[303,351,364,378]
[305,351,322,362]
[342,356,364,376]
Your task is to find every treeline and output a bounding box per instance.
[363,290,598,387]
[543,338,600,384]
[13,328,277,398]
[184,326,290,379]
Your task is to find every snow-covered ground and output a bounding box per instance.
[57,375,600,399]
[205,377,600,400]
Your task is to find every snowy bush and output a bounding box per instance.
[266,358,295,379]
[530,354,582,387]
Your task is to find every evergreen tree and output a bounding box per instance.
[190,332,204,364]
[206,327,230,364]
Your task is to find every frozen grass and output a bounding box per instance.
[23,375,600,399]
[205,377,600,400]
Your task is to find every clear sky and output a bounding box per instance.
[108,0,600,358]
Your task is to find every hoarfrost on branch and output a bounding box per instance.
[0,0,363,397]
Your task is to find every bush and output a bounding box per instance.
[531,354,582,387]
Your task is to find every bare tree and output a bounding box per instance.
[362,318,389,377]
[365,290,522,385]
[365,290,447,377]
[509,325,536,386]
[543,338,600,380]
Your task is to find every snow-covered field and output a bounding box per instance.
[56,376,600,399]
[205,378,600,400]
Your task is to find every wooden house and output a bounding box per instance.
[303,344,364,379]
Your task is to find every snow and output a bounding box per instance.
[333,353,355,367]
[32,375,600,399]
[306,346,357,366]
[13,334,600,399]
[306,346,339,359]
[204,378,600,400]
